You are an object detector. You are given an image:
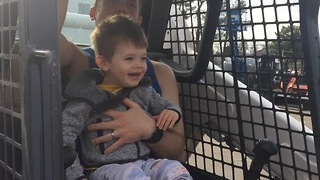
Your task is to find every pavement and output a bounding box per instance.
[187,107,313,180]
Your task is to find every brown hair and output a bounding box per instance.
[91,14,148,60]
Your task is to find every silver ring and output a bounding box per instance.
[111,131,116,140]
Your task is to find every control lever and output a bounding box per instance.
[247,139,278,180]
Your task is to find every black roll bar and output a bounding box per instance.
[142,0,223,83]
[300,0,320,175]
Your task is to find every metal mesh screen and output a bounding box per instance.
[0,0,22,179]
[164,0,319,179]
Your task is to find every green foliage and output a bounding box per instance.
[175,0,248,52]
[269,25,303,58]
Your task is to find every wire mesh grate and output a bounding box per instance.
[0,0,22,179]
[164,0,318,179]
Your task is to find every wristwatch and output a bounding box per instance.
[143,128,163,144]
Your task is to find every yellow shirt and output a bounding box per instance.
[97,84,122,94]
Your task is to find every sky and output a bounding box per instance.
[217,0,315,53]
[227,0,299,40]
[63,0,319,50]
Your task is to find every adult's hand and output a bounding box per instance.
[87,98,156,155]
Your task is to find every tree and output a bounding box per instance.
[176,0,248,52]
[219,0,249,56]
[176,0,206,51]
[269,25,303,58]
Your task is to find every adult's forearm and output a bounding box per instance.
[58,0,73,70]
[148,123,186,162]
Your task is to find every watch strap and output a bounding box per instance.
[143,128,163,144]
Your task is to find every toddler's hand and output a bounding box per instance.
[156,110,179,130]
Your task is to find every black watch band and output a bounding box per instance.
[143,128,163,144]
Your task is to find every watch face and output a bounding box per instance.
[154,129,164,140]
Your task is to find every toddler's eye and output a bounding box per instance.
[125,57,134,61]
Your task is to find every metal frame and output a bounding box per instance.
[1,0,63,179]
[300,0,320,174]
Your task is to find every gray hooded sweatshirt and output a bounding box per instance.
[63,69,181,180]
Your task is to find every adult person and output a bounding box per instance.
[58,0,186,162]
[63,15,191,180]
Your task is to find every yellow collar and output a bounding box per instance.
[98,84,123,94]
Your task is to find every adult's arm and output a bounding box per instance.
[148,61,186,162]
[58,0,89,82]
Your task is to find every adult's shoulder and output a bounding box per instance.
[150,60,173,73]
[151,60,176,84]
[150,60,179,105]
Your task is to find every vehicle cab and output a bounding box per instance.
[0,0,320,180]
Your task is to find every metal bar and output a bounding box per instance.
[18,0,63,179]
[300,0,320,175]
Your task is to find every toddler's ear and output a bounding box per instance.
[95,56,109,71]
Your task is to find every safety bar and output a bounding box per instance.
[300,0,320,175]
[173,0,223,82]
[143,0,223,83]
[24,49,63,180]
